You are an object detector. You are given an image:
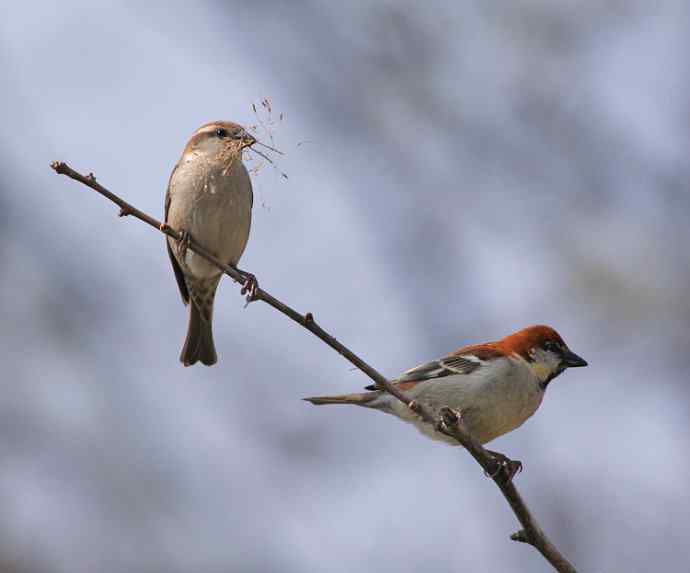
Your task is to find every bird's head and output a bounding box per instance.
[500,325,587,387]
[183,121,256,160]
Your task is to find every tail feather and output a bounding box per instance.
[303,392,379,406]
[180,302,217,366]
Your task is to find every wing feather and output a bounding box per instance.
[364,351,485,391]
[165,166,190,304]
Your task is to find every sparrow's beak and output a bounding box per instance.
[562,349,588,368]
[240,131,256,148]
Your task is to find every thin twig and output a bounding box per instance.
[49,160,578,573]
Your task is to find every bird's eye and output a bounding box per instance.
[544,341,559,352]
[215,128,228,138]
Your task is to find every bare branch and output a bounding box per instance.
[50,160,578,573]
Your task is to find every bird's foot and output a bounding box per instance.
[408,400,423,414]
[440,406,463,426]
[240,272,259,305]
[435,406,464,433]
[485,450,523,482]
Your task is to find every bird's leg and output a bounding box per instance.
[237,268,259,304]
[436,406,464,432]
[408,400,423,414]
[485,450,523,482]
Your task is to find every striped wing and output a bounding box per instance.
[364,353,483,391]
[364,342,504,391]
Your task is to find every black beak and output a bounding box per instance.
[562,349,588,368]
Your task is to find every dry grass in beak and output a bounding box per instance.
[245,145,288,179]
[253,140,284,155]
[246,97,289,179]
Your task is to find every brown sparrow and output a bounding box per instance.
[305,325,587,446]
[165,121,255,366]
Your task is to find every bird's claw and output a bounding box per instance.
[408,400,422,414]
[434,406,463,433]
[485,450,523,482]
[240,272,259,305]
[440,406,462,426]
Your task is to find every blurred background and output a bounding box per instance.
[2,1,689,571]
